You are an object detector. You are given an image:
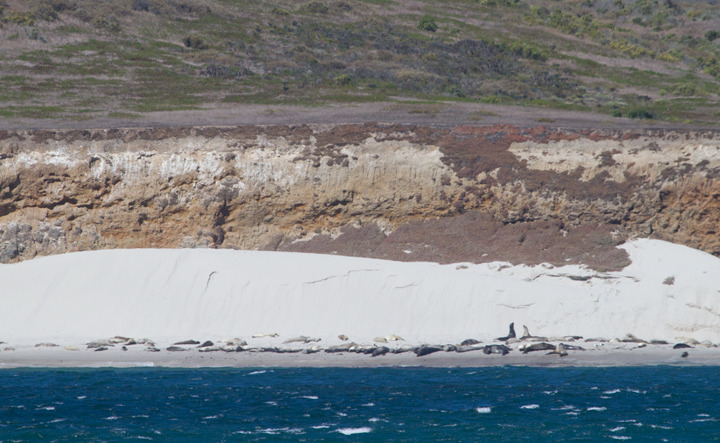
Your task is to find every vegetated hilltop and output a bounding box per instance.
[1,0,720,124]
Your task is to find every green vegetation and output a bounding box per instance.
[0,0,718,124]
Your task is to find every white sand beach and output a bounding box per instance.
[1,239,719,367]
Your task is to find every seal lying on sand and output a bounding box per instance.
[252,333,279,338]
[483,345,510,355]
[495,323,516,341]
[521,343,556,354]
[174,340,200,345]
[461,339,481,346]
[283,336,321,344]
[372,346,390,357]
[415,345,443,357]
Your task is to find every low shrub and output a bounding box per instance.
[705,30,719,42]
[418,15,438,32]
[3,12,35,26]
[183,35,206,49]
[627,107,652,119]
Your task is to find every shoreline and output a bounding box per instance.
[2,343,719,369]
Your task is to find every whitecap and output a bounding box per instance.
[133,437,153,440]
[553,405,575,411]
[362,403,375,407]
[368,418,383,422]
[77,396,86,400]
[564,412,580,415]
[475,407,492,414]
[233,431,253,434]
[265,401,278,406]
[312,425,330,429]
[609,436,631,440]
[543,390,558,395]
[609,427,625,432]
[336,412,348,417]
[689,418,717,423]
[301,396,319,400]
[600,396,611,399]
[698,413,710,417]
[336,427,372,435]
[38,406,55,411]
[257,427,287,435]
[203,415,219,419]
[49,418,67,423]
[617,420,636,423]
[626,389,645,394]
[587,407,607,412]
[248,370,266,375]
[603,389,621,395]
[520,404,539,410]
[650,425,673,430]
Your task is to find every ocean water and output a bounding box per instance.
[1,366,719,441]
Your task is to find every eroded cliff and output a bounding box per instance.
[1,124,719,270]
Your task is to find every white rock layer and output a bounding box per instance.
[0,239,719,345]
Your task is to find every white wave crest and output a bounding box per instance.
[520,404,539,409]
[336,427,372,435]
[587,407,607,412]
[603,389,621,394]
[476,407,492,413]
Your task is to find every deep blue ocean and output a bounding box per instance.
[1,366,719,442]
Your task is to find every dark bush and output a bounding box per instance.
[705,30,719,42]
[0,0,7,15]
[183,35,206,49]
[611,109,622,117]
[132,0,153,12]
[627,107,653,119]
[418,15,438,32]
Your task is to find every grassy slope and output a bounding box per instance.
[1,0,720,124]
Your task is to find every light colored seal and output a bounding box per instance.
[338,335,349,341]
[64,346,80,351]
[35,343,59,347]
[252,333,278,338]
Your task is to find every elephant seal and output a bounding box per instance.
[326,343,355,353]
[621,334,647,344]
[197,341,214,348]
[94,347,108,352]
[284,336,309,344]
[443,345,457,352]
[461,339,480,346]
[521,343,556,354]
[174,340,200,345]
[483,345,510,355]
[392,345,417,354]
[373,337,388,343]
[546,343,568,357]
[338,335,349,341]
[145,347,160,352]
[495,323,516,341]
[65,346,80,351]
[166,346,188,352]
[35,343,59,347]
[521,326,548,342]
[415,346,443,357]
[673,343,693,349]
[456,344,484,353]
[372,346,390,357]
[252,333,278,338]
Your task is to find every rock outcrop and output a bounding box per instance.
[1,124,719,270]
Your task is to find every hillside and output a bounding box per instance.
[1,0,720,125]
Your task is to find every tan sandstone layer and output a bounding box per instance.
[1,124,719,269]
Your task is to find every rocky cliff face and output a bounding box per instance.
[1,124,719,270]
